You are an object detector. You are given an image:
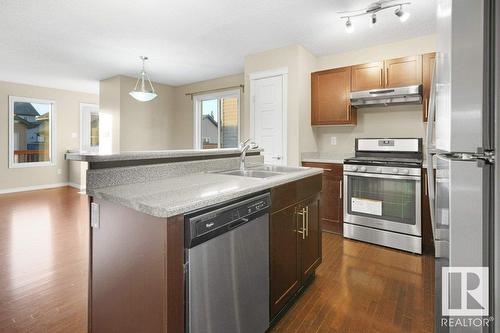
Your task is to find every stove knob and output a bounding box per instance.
[376,167,382,173]
[360,166,367,172]
[392,168,399,173]
[400,169,409,175]
[351,166,358,172]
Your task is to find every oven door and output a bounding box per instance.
[343,171,421,236]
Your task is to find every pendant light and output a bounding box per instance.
[129,56,158,102]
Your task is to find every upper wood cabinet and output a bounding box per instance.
[311,67,356,125]
[422,52,436,122]
[351,61,384,92]
[384,55,423,88]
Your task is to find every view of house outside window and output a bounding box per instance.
[197,91,239,149]
[10,99,54,166]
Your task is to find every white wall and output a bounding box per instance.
[0,80,98,191]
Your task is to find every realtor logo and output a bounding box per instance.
[442,267,489,316]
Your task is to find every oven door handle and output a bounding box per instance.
[343,171,421,181]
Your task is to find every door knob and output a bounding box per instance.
[272,156,282,160]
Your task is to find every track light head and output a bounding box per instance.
[345,17,354,33]
[395,5,410,22]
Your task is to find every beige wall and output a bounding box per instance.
[99,75,177,152]
[313,34,436,153]
[0,80,98,191]
[99,76,121,153]
[119,76,176,151]
[244,45,313,166]
[172,73,244,149]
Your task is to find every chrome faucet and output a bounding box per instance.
[239,139,258,170]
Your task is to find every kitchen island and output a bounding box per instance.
[66,149,323,333]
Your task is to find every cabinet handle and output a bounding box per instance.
[385,67,389,87]
[424,172,428,196]
[424,98,428,120]
[297,208,306,240]
[339,180,343,199]
[379,68,383,87]
[323,168,333,172]
[305,206,309,237]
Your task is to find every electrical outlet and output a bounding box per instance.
[57,169,62,175]
[330,136,337,145]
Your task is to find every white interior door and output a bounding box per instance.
[252,75,285,166]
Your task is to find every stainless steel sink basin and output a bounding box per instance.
[248,165,304,173]
[216,169,282,178]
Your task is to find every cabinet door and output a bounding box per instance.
[270,204,301,318]
[299,196,322,281]
[384,55,423,88]
[351,62,384,91]
[422,53,436,122]
[311,67,356,125]
[302,162,343,234]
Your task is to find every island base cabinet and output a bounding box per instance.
[89,199,184,333]
[269,175,322,321]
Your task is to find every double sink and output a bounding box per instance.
[214,165,305,178]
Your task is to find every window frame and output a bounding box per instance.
[193,89,241,150]
[80,103,99,153]
[8,96,56,169]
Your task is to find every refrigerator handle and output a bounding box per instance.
[426,61,437,241]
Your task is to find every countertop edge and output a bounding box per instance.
[88,168,323,218]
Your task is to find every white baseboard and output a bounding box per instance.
[0,182,82,194]
[68,182,86,191]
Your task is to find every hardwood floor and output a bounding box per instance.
[271,233,435,333]
[0,187,434,333]
[0,187,88,333]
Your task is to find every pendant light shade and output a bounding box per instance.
[129,56,158,102]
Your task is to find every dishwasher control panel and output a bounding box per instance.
[185,192,271,248]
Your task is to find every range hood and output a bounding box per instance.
[350,84,422,108]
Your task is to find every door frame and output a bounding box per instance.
[249,67,288,165]
[80,103,99,153]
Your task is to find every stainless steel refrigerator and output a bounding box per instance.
[427,0,497,332]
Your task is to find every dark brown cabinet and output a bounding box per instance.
[384,55,423,88]
[298,196,321,280]
[351,61,384,92]
[422,52,436,122]
[311,67,356,125]
[421,168,435,254]
[302,162,343,235]
[270,203,301,317]
[270,175,322,319]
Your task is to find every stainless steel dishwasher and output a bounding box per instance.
[185,192,270,333]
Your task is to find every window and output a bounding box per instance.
[9,96,56,168]
[80,103,99,153]
[193,89,240,149]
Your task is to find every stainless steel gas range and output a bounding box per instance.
[343,138,423,254]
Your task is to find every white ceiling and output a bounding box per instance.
[0,0,436,93]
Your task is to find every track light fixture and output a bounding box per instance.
[339,1,411,33]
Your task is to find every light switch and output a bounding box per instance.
[330,136,337,145]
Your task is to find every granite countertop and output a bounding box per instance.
[89,167,323,218]
[65,148,262,162]
[301,152,353,164]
